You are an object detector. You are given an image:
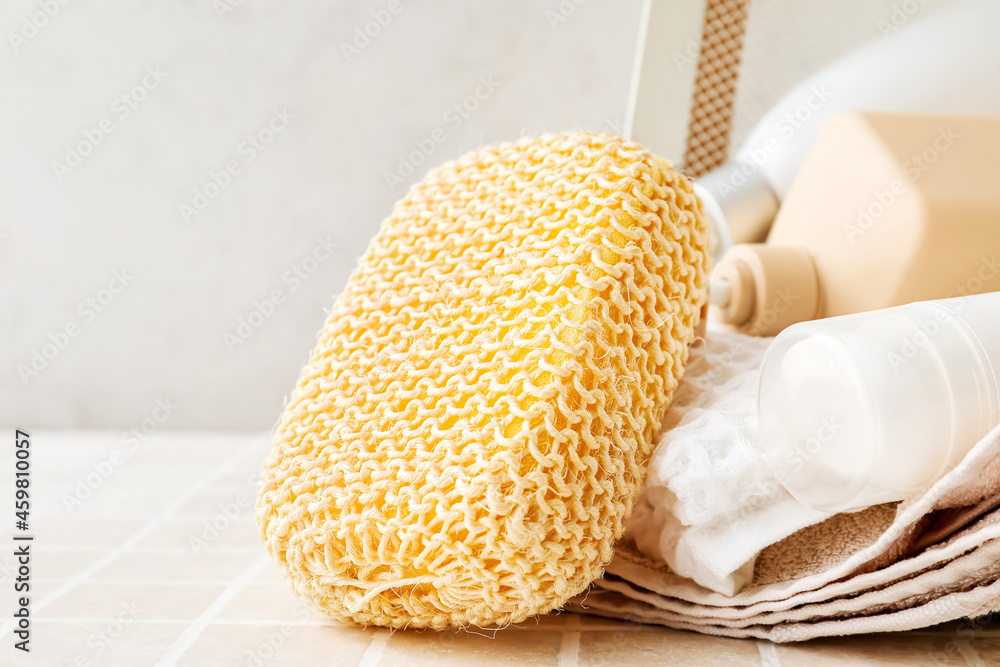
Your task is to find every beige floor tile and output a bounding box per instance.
[5,621,186,667]
[215,583,329,623]
[17,432,992,665]
[135,515,262,551]
[774,633,968,666]
[579,628,761,666]
[176,623,373,667]
[31,547,108,581]
[90,546,260,582]
[33,518,147,547]
[43,582,225,621]
[382,628,563,666]
[254,558,289,584]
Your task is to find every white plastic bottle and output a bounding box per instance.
[756,292,1000,513]
[696,0,1000,250]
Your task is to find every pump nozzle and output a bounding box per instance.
[709,244,820,336]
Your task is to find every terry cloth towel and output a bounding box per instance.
[624,330,831,596]
[567,420,1000,642]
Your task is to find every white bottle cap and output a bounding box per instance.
[756,292,1000,513]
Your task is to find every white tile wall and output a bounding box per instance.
[0,0,643,429]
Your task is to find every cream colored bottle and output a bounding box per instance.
[710,111,1000,336]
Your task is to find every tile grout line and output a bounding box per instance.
[558,612,581,667]
[0,436,265,640]
[757,639,780,667]
[558,631,581,667]
[358,628,392,667]
[153,553,272,667]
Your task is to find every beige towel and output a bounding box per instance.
[567,423,1000,641]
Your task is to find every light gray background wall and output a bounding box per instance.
[0,1,644,430]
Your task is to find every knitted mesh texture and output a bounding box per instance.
[256,133,711,629]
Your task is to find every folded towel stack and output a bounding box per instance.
[569,330,1000,641]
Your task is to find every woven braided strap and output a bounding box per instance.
[257,133,711,629]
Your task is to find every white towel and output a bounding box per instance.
[574,423,1000,641]
[625,329,831,595]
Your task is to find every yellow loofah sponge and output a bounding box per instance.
[256,132,710,629]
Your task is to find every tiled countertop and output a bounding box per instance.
[0,431,995,666]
